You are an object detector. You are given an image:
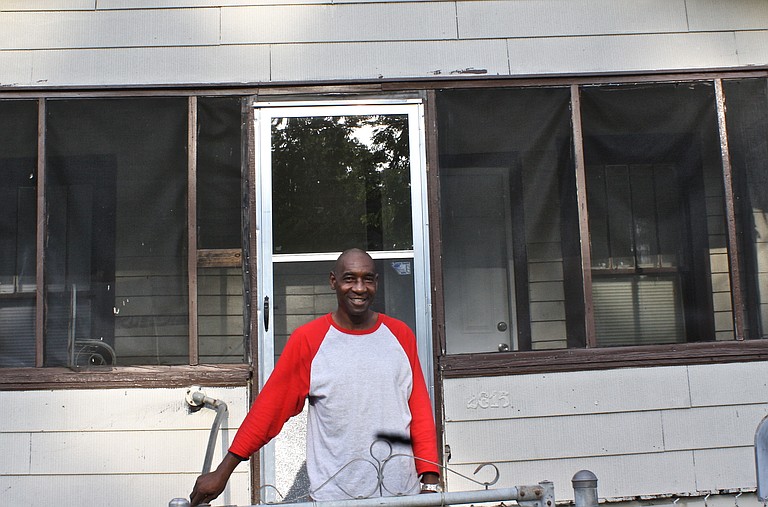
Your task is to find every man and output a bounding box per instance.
[190,248,440,506]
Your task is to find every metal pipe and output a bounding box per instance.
[755,414,768,500]
[170,478,553,507]
[572,470,598,507]
[189,389,229,475]
[255,483,552,507]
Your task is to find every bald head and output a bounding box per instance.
[333,248,376,276]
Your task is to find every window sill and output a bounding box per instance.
[439,339,768,378]
[0,364,252,391]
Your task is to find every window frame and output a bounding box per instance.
[0,92,255,390]
[425,72,768,378]
[2,69,768,389]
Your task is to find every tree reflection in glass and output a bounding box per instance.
[271,114,413,254]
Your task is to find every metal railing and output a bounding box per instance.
[170,470,599,507]
[175,389,600,507]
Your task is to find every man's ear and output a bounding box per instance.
[329,271,337,289]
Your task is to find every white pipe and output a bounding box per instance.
[190,391,228,475]
[265,484,551,507]
[171,481,553,507]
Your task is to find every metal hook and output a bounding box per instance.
[734,491,742,507]
[704,493,710,507]
[473,463,500,490]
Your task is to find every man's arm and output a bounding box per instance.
[386,317,441,480]
[188,324,318,505]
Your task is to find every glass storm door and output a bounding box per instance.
[253,100,432,499]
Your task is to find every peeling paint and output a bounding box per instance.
[450,68,488,75]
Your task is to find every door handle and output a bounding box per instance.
[264,296,270,332]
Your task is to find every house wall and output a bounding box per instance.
[443,361,768,502]
[0,386,252,507]
[3,2,768,507]
[0,0,766,88]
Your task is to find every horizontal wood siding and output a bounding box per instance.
[0,386,252,507]
[198,267,245,363]
[524,158,568,350]
[455,0,689,38]
[442,362,768,500]
[1,473,251,507]
[270,39,511,82]
[0,9,220,50]
[753,210,768,338]
[686,0,768,31]
[0,1,765,87]
[221,3,458,44]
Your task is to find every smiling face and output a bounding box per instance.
[329,249,378,329]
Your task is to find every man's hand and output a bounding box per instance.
[190,453,242,506]
[190,470,228,506]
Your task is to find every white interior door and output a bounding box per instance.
[441,166,517,353]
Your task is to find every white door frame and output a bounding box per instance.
[252,98,433,500]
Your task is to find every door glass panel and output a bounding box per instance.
[271,114,413,254]
[273,258,416,362]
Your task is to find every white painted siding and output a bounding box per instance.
[0,0,95,10]
[220,4,458,44]
[270,39,510,81]
[686,0,768,31]
[0,0,766,87]
[442,362,768,501]
[455,0,690,38]
[0,387,252,507]
[0,9,220,50]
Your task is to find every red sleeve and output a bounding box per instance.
[228,318,327,459]
[385,316,440,477]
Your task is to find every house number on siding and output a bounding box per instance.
[466,390,511,409]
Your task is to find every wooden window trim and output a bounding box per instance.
[35,98,45,367]
[0,364,252,391]
[198,248,244,268]
[439,339,768,378]
[189,96,200,365]
[715,78,746,340]
[570,84,597,347]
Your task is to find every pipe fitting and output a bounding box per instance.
[572,470,598,507]
[186,386,206,408]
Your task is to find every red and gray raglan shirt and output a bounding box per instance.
[229,313,439,500]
